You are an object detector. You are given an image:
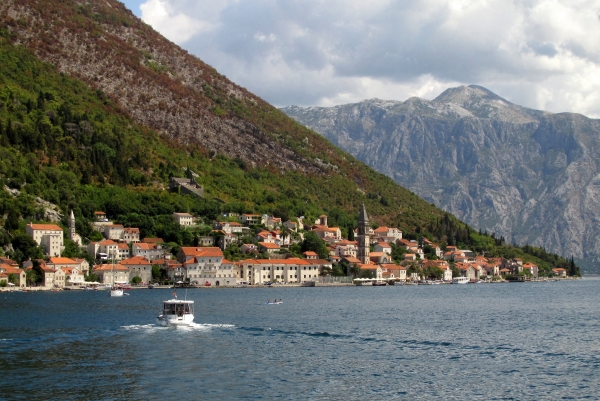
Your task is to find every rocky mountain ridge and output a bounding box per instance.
[282,86,600,272]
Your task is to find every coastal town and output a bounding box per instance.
[0,204,572,291]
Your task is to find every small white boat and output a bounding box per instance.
[110,286,124,297]
[265,301,283,305]
[452,277,470,284]
[157,299,195,326]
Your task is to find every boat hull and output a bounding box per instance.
[156,314,194,327]
[110,289,124,297]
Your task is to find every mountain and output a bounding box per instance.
[0,1,575,273]
[281,86,600,273]
[0,0,448,237]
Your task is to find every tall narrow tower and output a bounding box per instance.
[357,204,370,264]
[70,209,76,241]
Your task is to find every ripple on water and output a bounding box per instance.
[0,280,599,400]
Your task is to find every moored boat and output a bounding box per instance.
[157,299,195,326]
[452,277,470,284]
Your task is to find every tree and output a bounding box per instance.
[131,276,142,284]
[7,273,18,285]
[89,230,104,242]
[360,268,374,279]
[450,262,460,279]
[349,263,360,278]
[300,231,329,259]
[85,272,99,282]
[4,207,20,231]
[62,238,82,258]
[11,234,44,264]
[26,267,39,286]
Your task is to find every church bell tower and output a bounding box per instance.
[357,204,370,264]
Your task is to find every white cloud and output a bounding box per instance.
[138,0,600,117]
[139,0,216,43]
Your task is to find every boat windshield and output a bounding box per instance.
[163,303,193,315]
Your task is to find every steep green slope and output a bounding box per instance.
[0,35,439,234]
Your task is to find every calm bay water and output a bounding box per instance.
[1,278,599,400]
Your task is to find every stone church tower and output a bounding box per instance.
[357,204,370,264]
[70,210,83,246]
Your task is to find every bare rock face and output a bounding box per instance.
[282,86,600,271]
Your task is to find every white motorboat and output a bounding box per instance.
[452,277,470,284]
[110,286,124,297]
[157,299,195,326]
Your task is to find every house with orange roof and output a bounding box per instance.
[87,239,120,261]
[26,223,64,257]
[258,242,280,254]
[342,256,362,266]
[213,221,246,234]
[178,247,239,286]
[373,226,402,241]
[47,257,90,278]
[404,253,417,261]
[142,237,164,244]
[369,252,391,264]
[59,266,85,287]
[235,257,317,285]
[239,214,261,226]
[485,263,500,277]
[132,242,166,261]
[522,262,539,278]
[256,230,274,243]
[94,211,107,221]
[311,226,342,241]
[381,263,406,281]
[335,241,357,258]
[23,260,59,288]
[552,268,567,278]
[359,264,382,279]
[120,256,152,284]
[123,227,140,243]
[177,247,224,263]
[303,251,318,260]
[0,263,26,287]
[374,242,392,255]
[456,263,478,280]
[93,263,130,285]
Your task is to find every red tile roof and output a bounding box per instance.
[28,223,62,231]
[120,256,151,265]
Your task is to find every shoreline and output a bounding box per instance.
[0,277,583,292]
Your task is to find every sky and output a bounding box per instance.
[121,0,600,117]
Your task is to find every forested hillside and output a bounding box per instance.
[0,1,577,275]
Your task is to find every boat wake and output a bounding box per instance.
[121,323,235,331]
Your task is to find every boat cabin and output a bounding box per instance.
[163,301,194,316]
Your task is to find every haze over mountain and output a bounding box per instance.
[282,86,600,272]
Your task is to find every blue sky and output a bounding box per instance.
[117,1,600,117]
[120,0,143,16]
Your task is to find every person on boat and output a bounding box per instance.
[268,299,271,303]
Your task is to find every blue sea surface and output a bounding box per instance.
[0,278,599,400]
